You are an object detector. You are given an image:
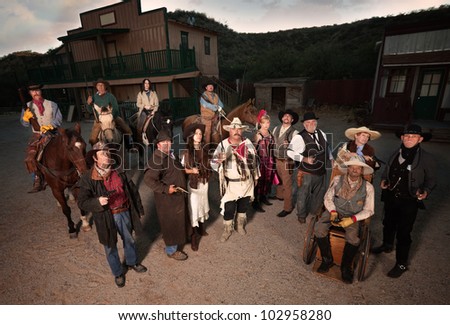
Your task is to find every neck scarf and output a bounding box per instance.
[33,98,45,115]
[399,144,419,165]
[338,175,363,201]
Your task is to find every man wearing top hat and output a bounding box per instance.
[272,109,299,218]
[287,111,333,223]
[20,83,63,193]
[86,79,133,147]
[371,124,436,278]
[211,117,259,242]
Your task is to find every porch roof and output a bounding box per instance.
[58,28,130,42]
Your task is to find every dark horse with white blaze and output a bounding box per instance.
[38,124,89,238]
[129,109,173,150]
[182,98,259,145]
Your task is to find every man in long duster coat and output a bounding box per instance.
[144,130,189,260]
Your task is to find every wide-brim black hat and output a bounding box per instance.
[278,109,299,125]
[93,78,110,88]
[154,129,172,144]
[301,111,319,122]
[183,123,206,141]
[395,124,432,142]
[27,82,43,91]
[202,81,217,89]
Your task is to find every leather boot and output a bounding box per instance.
[260,195,273,205]
[316,237,334,273]
[252,198,265,212]
[190,227,199,251]
[236,213,247,235]
[198,222,208,236]
[220,220,233,242]
[28,173,43,193]
[341,242,359,284]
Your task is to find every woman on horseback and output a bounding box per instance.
[136,78,159,138]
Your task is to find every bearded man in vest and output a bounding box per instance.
[272,109,299,218]
[287,112,333,223]
[314,156,374,284]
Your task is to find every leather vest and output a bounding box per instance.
[334,176,367,216]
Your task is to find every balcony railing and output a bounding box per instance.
[27,49,197,84]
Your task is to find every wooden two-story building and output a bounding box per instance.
[27,0,228,121]
[371,19,450,127]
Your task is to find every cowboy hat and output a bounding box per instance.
[223,117,249,131]
[301,111,319,122]
[85,142,114,167]
[395,124,432,142]
[27,82,43,91]
[278,109,299,125]
[154,129,172,144]
[183,123,206,140]
[345,126,381,141]
[93,78,110,88]
[339,155,374,175]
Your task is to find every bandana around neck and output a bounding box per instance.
[33,98,45,115]
[228,138,248,160]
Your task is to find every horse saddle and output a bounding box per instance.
[36,131,57,162]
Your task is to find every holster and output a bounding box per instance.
[297,170,310,187]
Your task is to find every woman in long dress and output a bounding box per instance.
[252,112,276,212]
[181,123,210,251]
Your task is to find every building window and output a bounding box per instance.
[389,69,407,94]
[100,12,116,26]
[420,71,441,97]
[204,37,211,55]
[181,32,189,49]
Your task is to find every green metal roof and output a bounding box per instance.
[58,28,130,42]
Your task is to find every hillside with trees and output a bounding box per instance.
[169,5,450,81]
[1,5,449,109]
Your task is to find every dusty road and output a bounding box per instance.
[0,108,449,305]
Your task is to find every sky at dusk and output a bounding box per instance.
[0,0,448,57]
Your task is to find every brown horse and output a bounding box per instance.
[38,124,89,238]
[182,98,259,145]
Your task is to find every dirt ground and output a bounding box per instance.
[0,107,449,305]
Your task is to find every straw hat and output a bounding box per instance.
[339,155,374,175]
[223,117,249,131]
[345,126,381,141]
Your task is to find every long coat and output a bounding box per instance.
[77,168,144,248]
[382,145,436,198]
[144,149,188,246]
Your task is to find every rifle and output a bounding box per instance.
[84,75,99,123]
[18,87,40,132]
